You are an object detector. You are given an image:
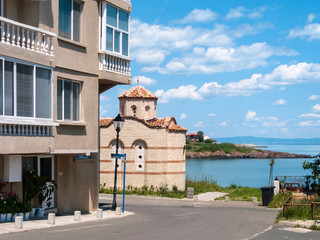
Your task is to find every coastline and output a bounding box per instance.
[186,149,313,159]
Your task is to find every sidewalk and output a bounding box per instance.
[0,210,134,235]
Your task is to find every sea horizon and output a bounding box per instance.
[186,144,320,188]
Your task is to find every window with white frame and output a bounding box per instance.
[0,58,52,119]
[100,3,129,56]
[57,79,81,121]
[59,0,82,42]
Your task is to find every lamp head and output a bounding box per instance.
[113,114,124,131]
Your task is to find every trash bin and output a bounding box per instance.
[260,186,275,206]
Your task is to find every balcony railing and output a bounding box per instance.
[99,52,131,76]
[0,123,53,136]
[0,16,56,56]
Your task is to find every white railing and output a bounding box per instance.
[0,123,53,136]
[99,52,131,76]
[0,16,56,56]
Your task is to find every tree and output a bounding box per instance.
[197,131,204,142]
[303,154,320,195]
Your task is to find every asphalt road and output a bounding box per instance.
[1,195,319,240]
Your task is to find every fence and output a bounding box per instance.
[282,195,320,220]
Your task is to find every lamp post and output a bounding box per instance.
[112,114,124,211]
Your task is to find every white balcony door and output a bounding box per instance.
[38,156,54,209]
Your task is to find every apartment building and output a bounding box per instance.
[0,0,131,214]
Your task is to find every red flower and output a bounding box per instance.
[8,192,14,197]
[3,184,6,188]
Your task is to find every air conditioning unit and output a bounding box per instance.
[4,155,22,182]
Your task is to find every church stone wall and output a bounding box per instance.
[100,118,186,191]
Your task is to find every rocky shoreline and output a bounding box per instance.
[186,150,313,159]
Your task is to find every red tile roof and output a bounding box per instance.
[100,116,187,133]
[118,86,158,99]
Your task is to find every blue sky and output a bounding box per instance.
[100,0,320,139]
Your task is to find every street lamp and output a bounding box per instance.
[111,114,124,211]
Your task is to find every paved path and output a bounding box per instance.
[1,194,318,239]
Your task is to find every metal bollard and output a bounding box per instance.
[48,213,55,225]
[74,211,81,221]
[97,209,103,218]
[225,196,229,202]
[15,216,23,229]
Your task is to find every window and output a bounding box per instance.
[59,0,82,42]
[57,79,81,121]
[0,58,52,119]
[100,3,130,56]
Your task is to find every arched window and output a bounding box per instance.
[145,106,150,118]
[131,105,137,117]
[134,140,146,171]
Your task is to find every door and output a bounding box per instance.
[39,156,54,209]
[22,156,54,209]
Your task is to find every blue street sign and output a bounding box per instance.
[111,153,126,159]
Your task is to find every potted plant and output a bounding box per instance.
[22,202,32,221]
[260,158,276,206]
[0,198,6,222]
[6,192,19,222]
[23,169,57,216]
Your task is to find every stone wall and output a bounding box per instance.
[100,118,186,191]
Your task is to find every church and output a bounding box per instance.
[100,85,187,191]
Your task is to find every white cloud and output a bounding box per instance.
[155,62,320,102]
[100,95,110,102]
[289,23,320,41]
[219,121,228,127]
[308,95,320,100]
[194,121,204,127]
[208,113,216,117]
[100,105,108,117]
[132,48,167,65]
[178,9,218,24]
[156,42,297,75]
[225,7,247,20]
[180,113,187,119]
[273,99,287,105]
[312,104,320,112]
[298,120,320,127]
[225,6,266,20]
[262,117,287,127]
[133,76,157,86]
[131,18,274,71]
[155,85,202,103]
[246,110,258,121]
[307,13,317,23]
[299,113,320,118]
[280,87,286,91]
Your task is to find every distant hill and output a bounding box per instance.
[216,136,320,145]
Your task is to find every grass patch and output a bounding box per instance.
[267,193,288,208]
[99,176,261,202]
[222,184,262,202]
[186,142,253,154]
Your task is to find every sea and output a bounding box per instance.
[185,145,320,188]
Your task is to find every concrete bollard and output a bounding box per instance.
[253,197,258,204]
[274,179,280,195]
[115,207,121,216]
[225,196,229,202]
[97,209,103,218]
[74,211,81,221]
[186,187,194,199]
[15,216,23,229]
[48,213,55,225]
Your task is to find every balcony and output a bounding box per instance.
[99,51,131,76]
[0,16,56,56]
